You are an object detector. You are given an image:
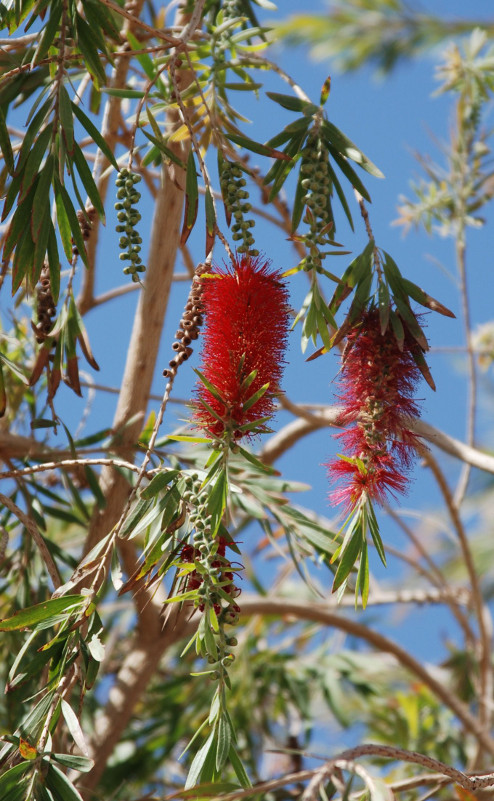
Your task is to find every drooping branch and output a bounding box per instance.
[260,403,494,473]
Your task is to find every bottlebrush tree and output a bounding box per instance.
[0,2,493,800]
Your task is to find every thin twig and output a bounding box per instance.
[420,445,493,748]
[234,596,494,755]
[260,404,494,474]
[384,505,475,648]
[454,233,476,507]
[0,492,61,589]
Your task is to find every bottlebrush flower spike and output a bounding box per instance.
[327,307,423,513]
[194,254,290,441]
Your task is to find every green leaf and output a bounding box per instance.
[54,179,75,262]
[31,1,62,64]
[47,222,60,303]
[356,538,369,608]
[185,729,216,790]
[266,116,311,148]
[332,517,363,591]
[31,201,51,284]
[236,445,275,474]
[326,157,353,231]
[266,91,318,114]
[102,87,146,99]
[140,128,187,168]
[61,698,89,756]
[31,154,54,238]
[51,754,94,773]
[71,103,118,170]
[194,368,228,404]
[265,131,306,199]
[19,125,52,200]
[394,296,429,351]
[229,744,252,788]
[127,31,158,80]
[292,166,308,231]
[75,13,107,88]
[0,595,86,631]
[389,308,404,350]
[326,143,371,202]
[141,470,180,500]
[84,466,106,509]
[58,85,74,154]
[31,418,58,429]
[118,497,154,539]
[0,362,6,417]
[216,714,232,772]
[0,107,14,172]
[166,434,211,443]
[0,764,30,796]
[205,185,215,256]
[0,352,29,384]
[72,142,105,220]
[241,382,269,413]
[367,500,386,566]
[3,186,34,260]
[226,131,291,160]
[46,762,85,801]
[13,96,53,178]
[54,176,88,265]
[378,279,390,334]
[12,223,35,293]
[207,469,228,538]
[322,119,384,178]
[401,278,456,318]
[181,150,199,245]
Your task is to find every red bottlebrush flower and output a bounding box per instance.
[327,308,423,512]
[194,254,290,440]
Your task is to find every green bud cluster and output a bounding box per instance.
[114,169,146,282]
[299,135,333,271]
[220,161,258,256]
[213,0,244,60]
[180,473,240,679]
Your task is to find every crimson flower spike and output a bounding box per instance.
[194,254,290,442]
[327,307,423,514]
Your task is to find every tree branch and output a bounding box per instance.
[260,404,494,473]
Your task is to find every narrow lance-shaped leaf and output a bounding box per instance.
[0,595,86,631]
[72,142,105,220]
[0,361,6,417]
[141,129,186,168]
[54,177,88,265]
[207,469,228,538]
[12,222,35,293]
[332,508,364,591]
[18,125,52,200]
[266,91,318,114]
[401,277,456,318]
[0,107,14,172]
[226,131,292,160]
[181,150,198,245]
[205,186,216,257]
[75,13,107,88]
[31,154,54,239]
[322,119,384,178]
[58,85,74,155]
[71,103,119,170]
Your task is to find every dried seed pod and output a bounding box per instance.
[162,262,209,378]
[72,206,97,256]
[33,264,57,343]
